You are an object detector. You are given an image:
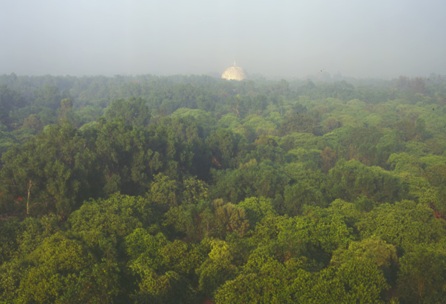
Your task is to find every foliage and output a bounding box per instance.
[1,74,446,302]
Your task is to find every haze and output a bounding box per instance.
[1,0,445,79]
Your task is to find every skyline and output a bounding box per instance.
[1,0,445,79]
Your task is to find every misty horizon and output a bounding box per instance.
[1,0,445,79]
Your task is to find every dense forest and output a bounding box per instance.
[1,73,446,303]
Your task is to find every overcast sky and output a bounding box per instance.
[1,0,445,79]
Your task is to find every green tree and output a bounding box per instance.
[207,128,245,169]
[211,199,250,238]
[15,232,119,304]
[0,85,25,129]
[282,163,328,215]
[238,196,276,227]
[125,228,198,303]
[215,257,291,304]
[357,200,445,252]
[304,257,388,304]
[197,239,237,297]
[397,245,446,303]
[149,173,179,208]
[329,159,408,207]
[105,97,151,127]
[0,124,97,217]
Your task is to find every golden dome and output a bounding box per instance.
[221,64,246,81]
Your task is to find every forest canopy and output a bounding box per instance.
[1,73,446,303]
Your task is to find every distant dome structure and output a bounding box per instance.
[221,63,246,81]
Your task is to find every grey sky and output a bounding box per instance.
[1,0,445,79]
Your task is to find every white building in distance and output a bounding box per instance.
[221,63,246,81]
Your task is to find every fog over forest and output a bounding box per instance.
[1,0,445,79]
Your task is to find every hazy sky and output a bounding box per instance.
[1,0,445,79]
